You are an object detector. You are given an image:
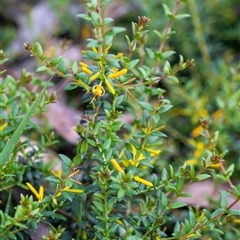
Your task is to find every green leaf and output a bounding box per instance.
[163,4,171,15]
[34,42,43,57]
[167,75,179,83]
[189,164,195,179]
[59,154,72,167]
[64,83,78,91]
[138,67,148,79]
[127,59,139,69]
[161,192,168,207]
[112,27,126,35]
[189,211,196,227]
[159,104,173,113]
[175,14,191,19]
[140,160,154,168]
[228,209,240,215]
[87,138,97,147]
[211,208,222,218]
[73,154,83,165]
[0,78,52,165]
[220,192,228,210]
[57,60,67,74]
[91,12,102,27]
[103,139,111,150]
[71,61,78,74]
[50,56,62,66]
[45,176,62,184]
[81,140,89,154]
[76,13,91,21]
[111,121,123,132]
[230,184,240,198]
[93,201,104,212]
[197,174,211,181]
[138,101,155,111]
[163,61,171,74]
[36,66,48,72]
[179,192,193,198]
[104,17,113,24]
[6,231,17,240]
[162,51,176,59]
[169,201,187,209]
[129,138,141,150]
[117,189,125,200]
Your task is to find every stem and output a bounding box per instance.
[153,1,181,73]
[76,198,83,240]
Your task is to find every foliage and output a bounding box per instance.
[0,0,239,239]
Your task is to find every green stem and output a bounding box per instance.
[76,198,83,240]
[153,1,181,73]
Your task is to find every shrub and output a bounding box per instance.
[0,0,239,239]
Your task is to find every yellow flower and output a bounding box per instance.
[92,47,98,53]
[186,141,204,166]
[79,61,87,67]
[52,197,58,205]
[0,122,8,131]
[186,159,198,166]
[114,53,123,59]
[92,85,105,97]
[104,77,115,95]
[51,169,62,180]
[89,71,101,81]
[193,142,204,159]
[108,69,127,79]
[187,233,197,238]
[26,182,44,202]
[212,109,222,120]
[191,125,204,138]
[234,218,240,224]
[209,163,221,168]
[133,176,153,187]
[123,145,161,167]
[82,66,92,75]
[79,62,93,75]
[62,186,83,194]
[111,159,125,174]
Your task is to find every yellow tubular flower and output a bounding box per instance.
[105,43,112,53]
[89,71,101,81]
[133,176,153,187]
[108,69,128,79]
[62,186,83,194]
[186,159,198,166]
[191,125,203,138]
[145,148,161,155]
[104,78,115,95]
[212,109,222,120]
[82,66,92,75]
[111,159,125,174]
[0,122,8,131]
[26,182,44,202]
[51,169,62,180]
[131,144,137,157]
[114,53,123,59]
[187,233,197,238]
[92,47,98,53]
[52,197,58,205]
[79,61,87,67]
